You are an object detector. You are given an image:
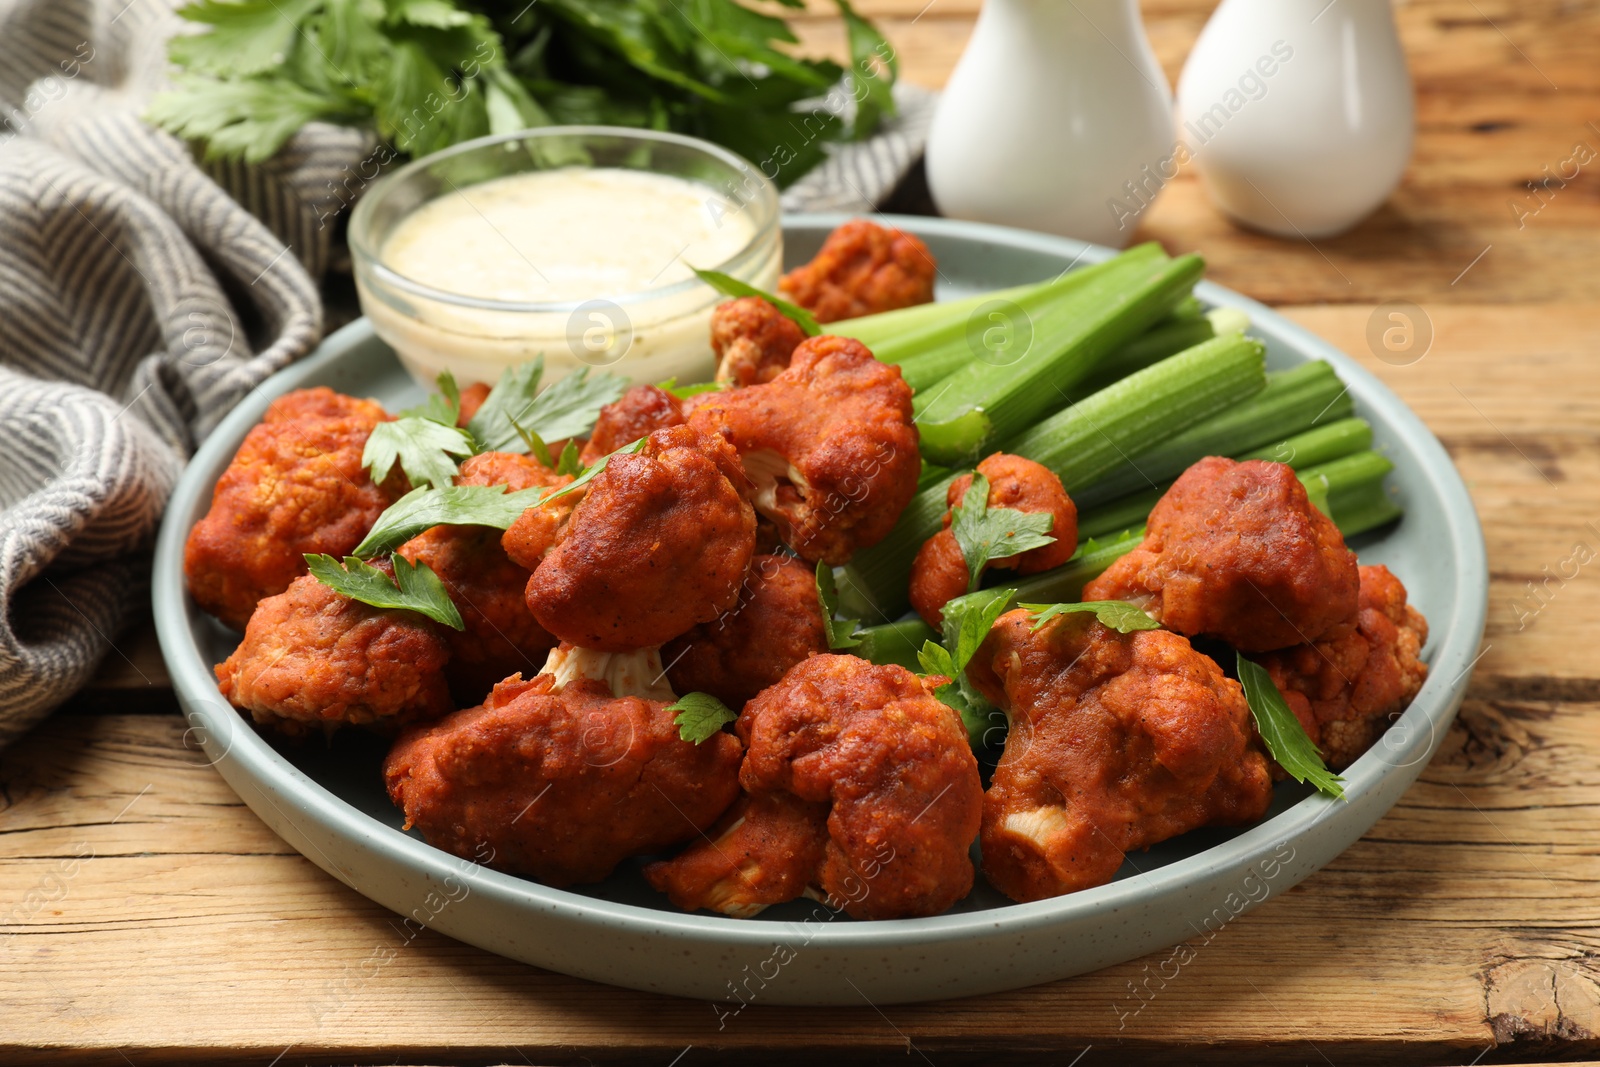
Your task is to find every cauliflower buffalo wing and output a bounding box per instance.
[398,451,568,704]
[778,219,937,323]
[185,387,399,630]
[968,610,1273,903]
[384,674,743,886]
[215,570,453,737]
[1256,564,1429,770]
[662,554,828,709]
[579,383,688,465]
[910,453,1079,627]
[645,655,982,920]
[688,335,918,565]
[711,296,806,387]
[1083,456,1359,652]
[525,424,756,651]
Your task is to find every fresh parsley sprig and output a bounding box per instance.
[469,358,627,454]
[149,0,898,183]
[555,440,583,476]
[305,553,464,630]
[399,368,462,425]
[361,361,624,492]
[353,484,548,557]
[1236,653,1346,800]
[693,268,821,337]
[363,416,475,490]
[814,562,862,649]
[949,473,1057,592]
[669,692,738,744]
[352,437,645,556]
[1022,600,1161,634]
[917,588,1015,748]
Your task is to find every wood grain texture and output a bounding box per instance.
[18,0,1600,1063]
[1,700,1595,1066]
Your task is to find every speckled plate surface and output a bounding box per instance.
[152,214,1487,1005]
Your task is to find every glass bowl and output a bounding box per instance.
[349,126,782,389]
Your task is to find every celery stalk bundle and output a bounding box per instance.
[838,333,1269,622]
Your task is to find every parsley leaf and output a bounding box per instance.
[949,473,1058,592]
[468,358,627,453]
[363,416,475,490]
[555,440,584,476]
[1022,600,1161,634]
[168,0,321,77]
[151,0,897,184]
[916,640,958,681]
[656,377,729,400]
[510,419,556,468]
[352,437,643,556]
[692,268,821,337]
[354,484,547,556]
[814,562,862,649]
[918,587,1014,747]
[305,553,465,630]
[1236,653,1346,800]
[540,437,647,508]
[668,692,738,743]
[400,369,461,425]
[145,74,352,163]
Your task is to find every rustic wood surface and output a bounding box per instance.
[5,1,1600,1064]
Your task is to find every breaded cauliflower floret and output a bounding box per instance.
[778,219,936,323]
[662,554,828,709]
[262,386,383,425]
[578,383,688,465]
[645,655,982,920]
[215,569,453,737]
[537,642,678,703]
[910,453,1079,628]
[711,296,807,387]
[689,334,919,565]
[398,451,568,704]
[968,609,1274,903]
[384,674,743,887]
[184,387,399,630]
[525,424,756,651]
[1256,564,1429,770]
[643,792,828,918]
[1083,456,1359,652]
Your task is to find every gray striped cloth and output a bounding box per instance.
[0,0,932,748]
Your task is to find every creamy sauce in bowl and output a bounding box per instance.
[382,169,758,304]
[352,134,781,391]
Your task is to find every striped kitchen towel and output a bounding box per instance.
[0,0,932,749]
[0,0,361,747]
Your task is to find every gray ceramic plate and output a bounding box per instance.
[152,214,1487,1005]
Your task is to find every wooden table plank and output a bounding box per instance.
[2,692,1596,1065]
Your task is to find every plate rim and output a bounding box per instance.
[152,212,1489,956]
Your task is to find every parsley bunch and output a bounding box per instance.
[148,0,896,185]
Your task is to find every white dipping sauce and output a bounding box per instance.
[383,169,756,303]
[363,166,778,390]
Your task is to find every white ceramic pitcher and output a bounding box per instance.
[925,0,1176,248]
[1175,0,1414,238]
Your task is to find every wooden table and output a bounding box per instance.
[5,1,1599,1063]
